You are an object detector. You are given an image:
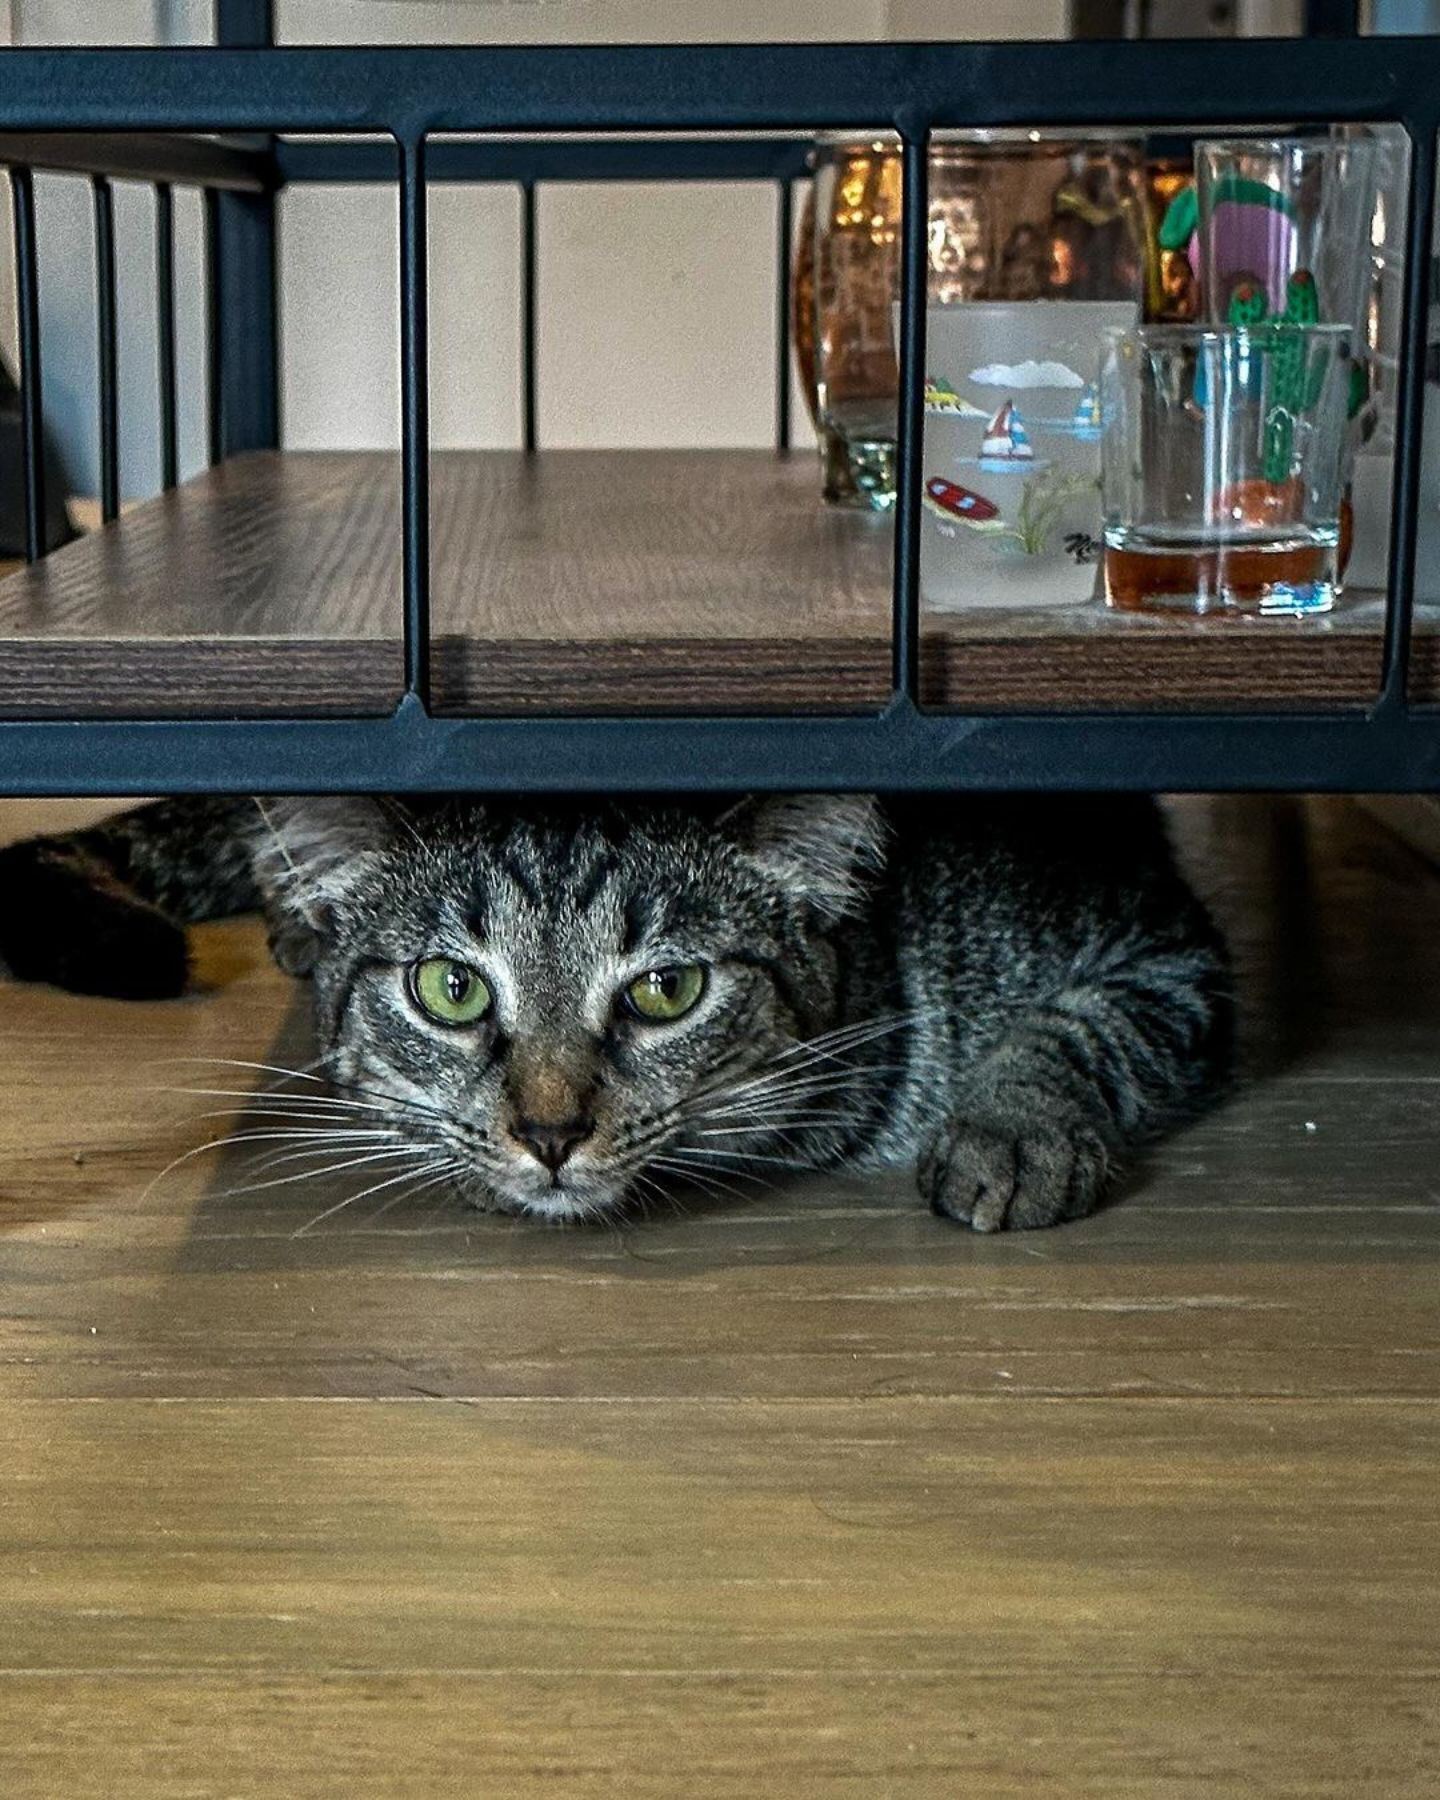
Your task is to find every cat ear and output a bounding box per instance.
[247,798,392,962]
[725,794,885,918]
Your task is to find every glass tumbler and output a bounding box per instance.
[1101,323,1354,616]
[1194,135,1378,334]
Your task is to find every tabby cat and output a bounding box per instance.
[0,793,1230,1230]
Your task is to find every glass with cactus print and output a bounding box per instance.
[915,299,1137,609]
[1194,136,1378,340]
[1100,323,1353,616]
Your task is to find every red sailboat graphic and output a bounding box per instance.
[980,399,1034,463]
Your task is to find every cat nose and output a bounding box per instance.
[512,1116,594,1173]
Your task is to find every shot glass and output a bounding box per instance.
[1100,323,1353,615]
[1194,135,1378,334]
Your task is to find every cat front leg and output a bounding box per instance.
[916,932,1231,1231]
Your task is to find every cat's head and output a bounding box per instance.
[250,795,885,1221]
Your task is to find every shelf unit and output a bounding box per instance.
[0,13,1437,793]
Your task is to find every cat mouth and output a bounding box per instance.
[514,1189,610,1224]
[457,1166,623,1225]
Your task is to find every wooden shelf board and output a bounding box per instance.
[428,448,893,712]
[0,453,401,717]
[0,448,1427,717]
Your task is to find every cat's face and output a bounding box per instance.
[253,796,883,1221]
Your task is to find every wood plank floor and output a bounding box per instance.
[2,450,1434,715]
[0,796,1436,1796]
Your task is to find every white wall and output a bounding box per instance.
[882,0,1066,34]
[10,0,211,498]
[275,2,887,44]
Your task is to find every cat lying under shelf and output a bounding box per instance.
[0,794,1230,1232]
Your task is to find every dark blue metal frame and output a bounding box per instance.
[91,175,119,521]
[0,31,1436,796]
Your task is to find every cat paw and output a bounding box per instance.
[0,841,189,999]
[917,1114,1111,1232]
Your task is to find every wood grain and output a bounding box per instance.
[0,454,402,717]
[0,796,1437,1794]
[0,449,1430,717]
[921,595,1397,709]
[430,448,894,713]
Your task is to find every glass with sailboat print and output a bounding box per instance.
[1100,322,1353,616]
[919,298,1136,608]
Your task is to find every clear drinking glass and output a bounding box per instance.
[1101,323,1354,616]
[1194,135,1378,334]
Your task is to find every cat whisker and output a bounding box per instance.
[181,1105,405,1134]
[800,1017,922,1054]
[142,1125,402,1200]
[348,1159,463,1231]
[662,1143,799,1170]
[623,1169,672,1225]
[210,1120,401,1145]
[205,1143,434,1204]
[327,1080,453,1125]
[291,1155,461,1238]
[153,1054,335,1090]
[375,795,429,854]
[697,1045,907,1109]
[703,1063,875,1101]
[646,1155,766,1206]
[690,1076,868,1126]
[691,1067,897,1126]
[222,1130,406,1176]
[693,1113,868,1139]
[697,1101,870,1126]
[162,1057,454,1129]
[770,1008,936,1060]
[219,1130,409,1177]
[162,1085,401,1116]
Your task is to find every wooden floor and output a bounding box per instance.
[0,796,1436,1796]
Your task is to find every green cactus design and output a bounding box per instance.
[1227,281,1269,328]
[1227,270,1332,485]
[1286,271,1320,324]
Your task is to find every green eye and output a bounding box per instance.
[410,957,492,1027]
[624,963,706,1023]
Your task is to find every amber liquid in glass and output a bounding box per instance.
[1105,537,1335,613]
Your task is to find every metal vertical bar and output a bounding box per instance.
[210,188,279,456]
[213,0,278,462]
[399,135,432,706]
[202,186,222,467]
[1304,0,1360,32]
[520,179,537,453]
[215,0,273,42]
[891,127,929,706]
[155,181,178,490]
[92,176,120,525]
[1378,118,1438,710]
[775,175,793,455]
[11,167,45,564]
